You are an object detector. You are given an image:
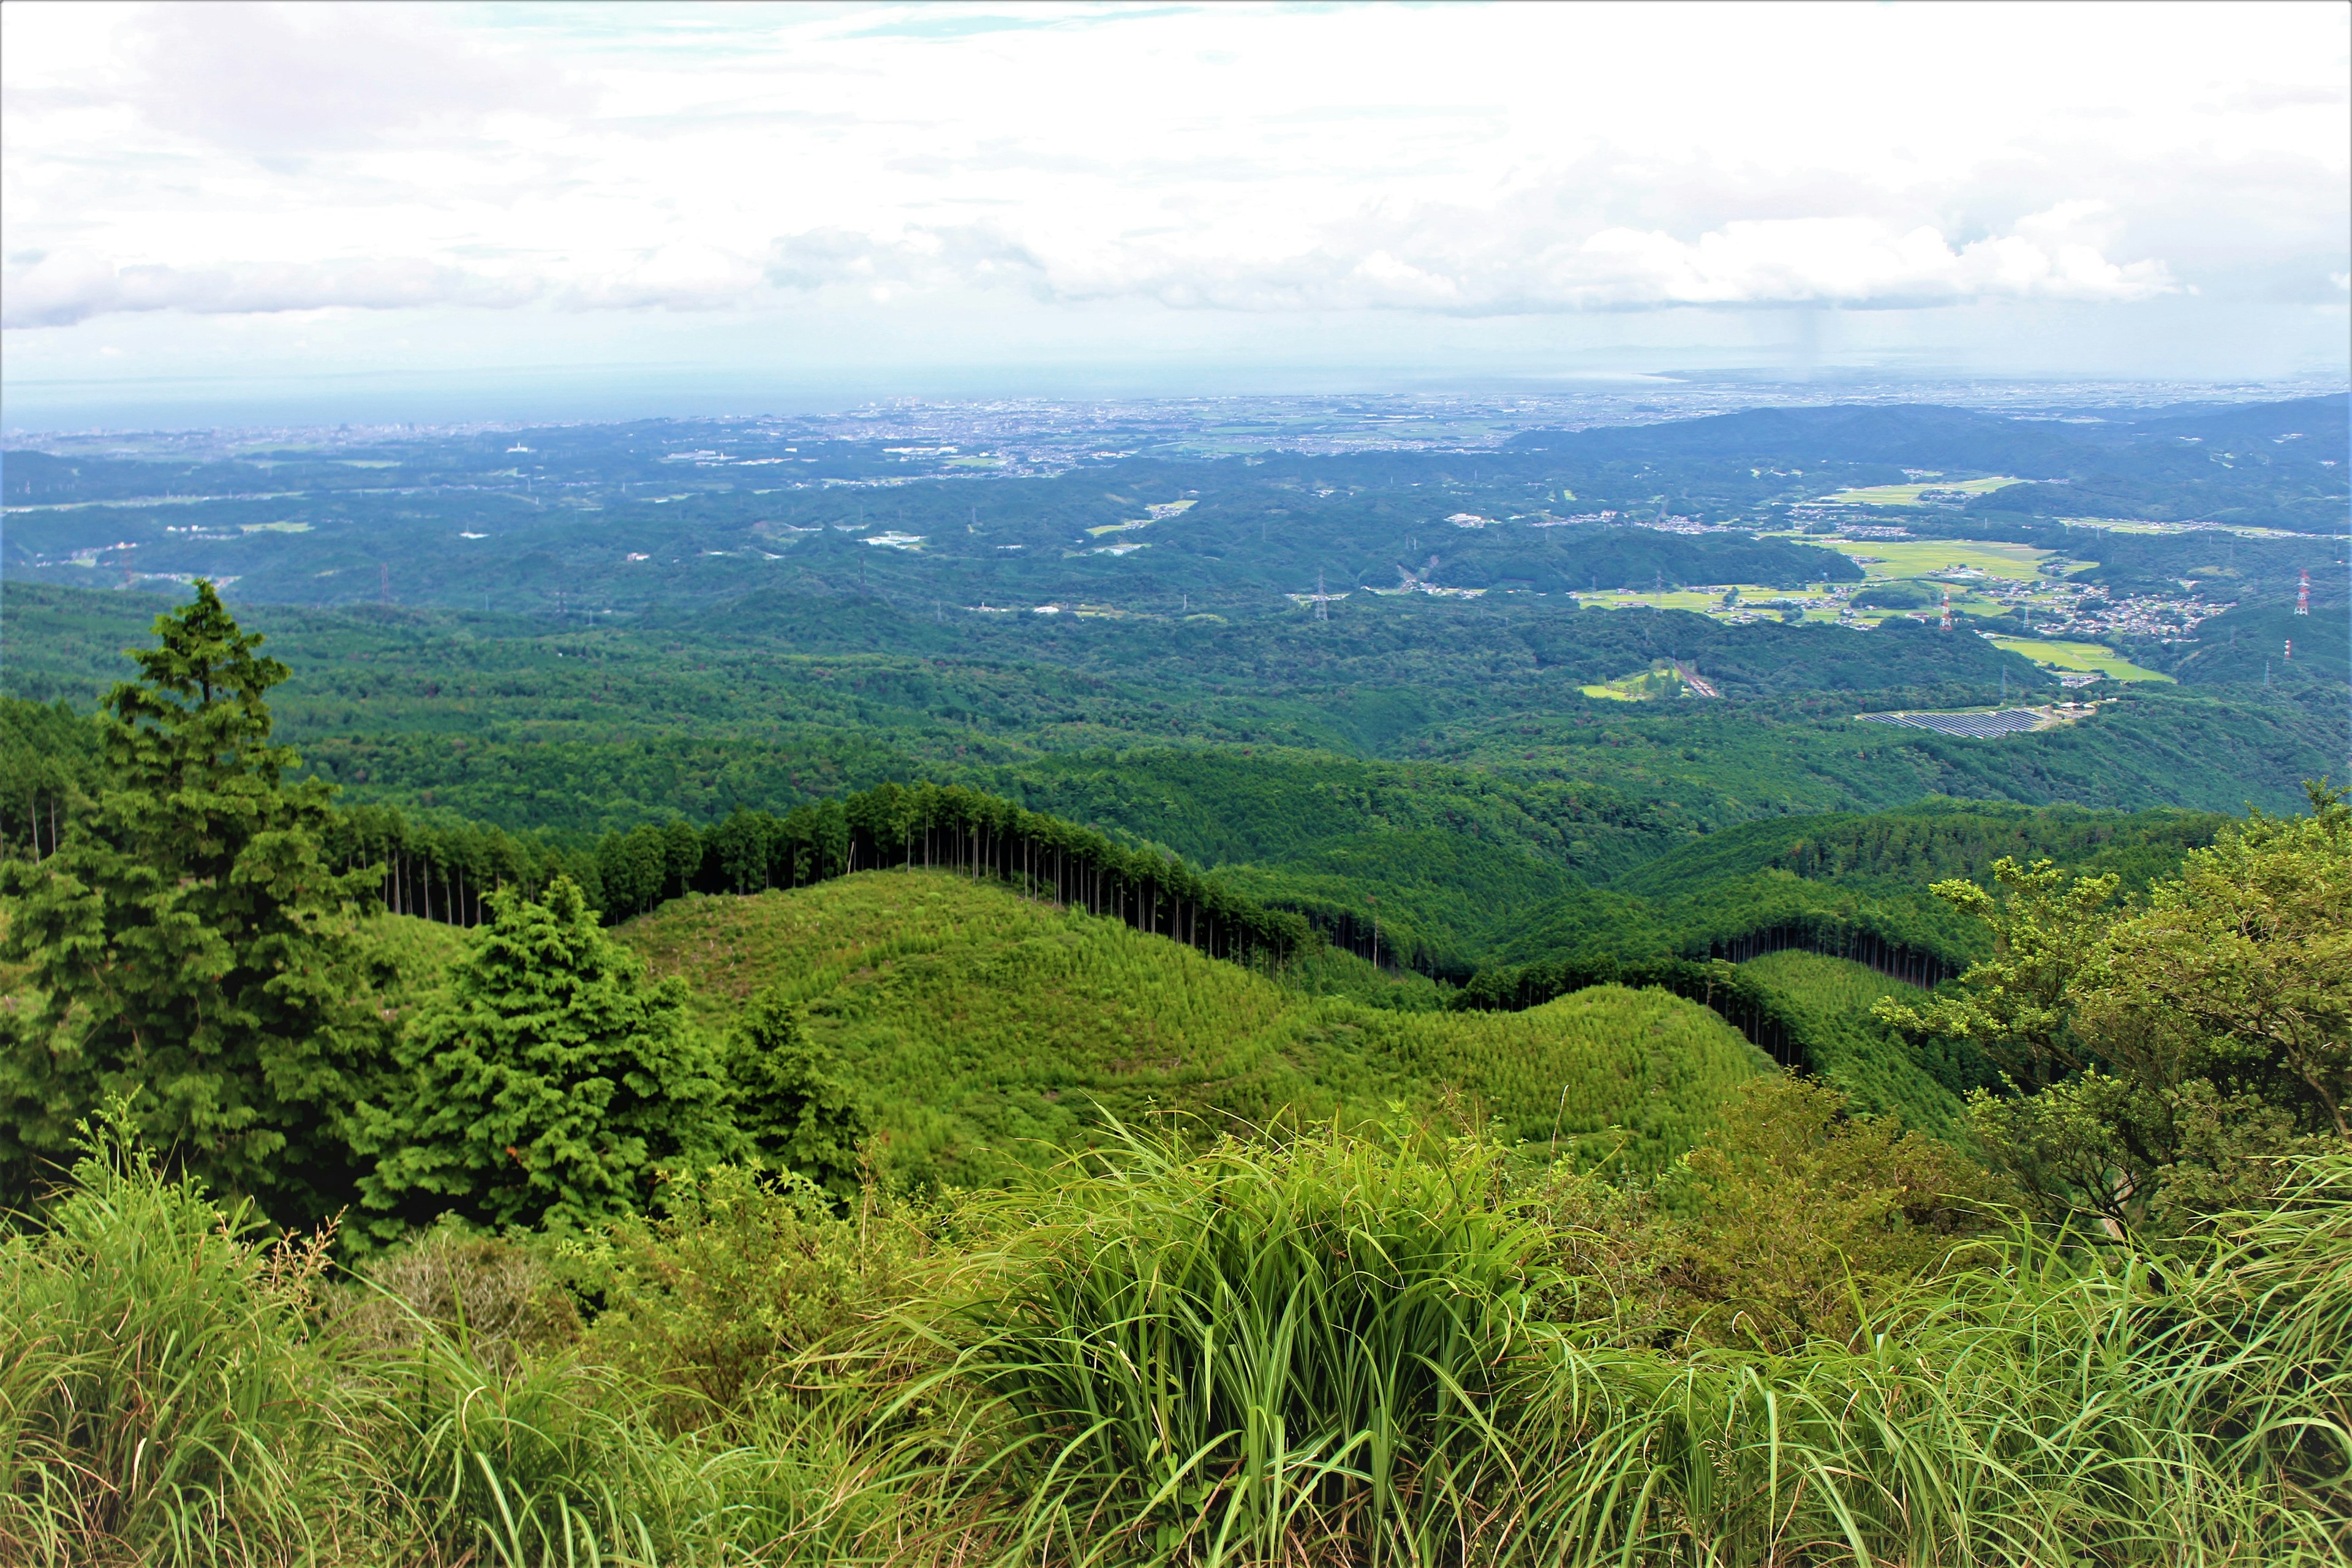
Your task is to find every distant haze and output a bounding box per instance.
[4,2,2347,429]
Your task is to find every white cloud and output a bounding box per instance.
[746,205,2179,315]
[0,0,2340,384]
[124,2,575,154]
[1,249,540,328]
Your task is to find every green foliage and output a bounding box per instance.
[356,876,733,1235]
[328,801,601,929]
[960,1120,1547,1562]
[1529,1076,2006,1352]
[1892,785,2352,1238]
[1850,578,1938,609]
[583,1161,930,1415]
[1737,950,1981,1133]
[1879,855,2122,1091]
[0,697,100,859]
[619,871,1308,1189]
[6,1096,2347,1565]
[1276,986,1770,1168]
[0,1101,356,1567]
[0,582,382,1221]
[724,989,870,1200]
[1611,795,2226,903]
[1509,1175,2350,1565]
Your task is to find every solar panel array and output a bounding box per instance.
[1856,709,2045,739]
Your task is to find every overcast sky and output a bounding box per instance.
[4,1,2347,425]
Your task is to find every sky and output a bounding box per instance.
[3,1,2348,428]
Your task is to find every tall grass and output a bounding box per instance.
[0,1109,363,1566]
[6,1103,2344,1565]
[0,1108,962,1566]
[950,1122,1546,1566]
[1507,1153,2352,1564]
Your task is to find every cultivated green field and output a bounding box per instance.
[1989,635,2174,683]
[619,872,1767,1185]
[1820,476,2025,507]
[1827,537,2054,580]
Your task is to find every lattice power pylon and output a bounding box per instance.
[1289,568,1349,620]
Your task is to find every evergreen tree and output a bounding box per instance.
[726,989,869,1200]
[357,875,732,1234]
[0,583,380,1219]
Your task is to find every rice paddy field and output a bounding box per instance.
[1989,635,2176,682]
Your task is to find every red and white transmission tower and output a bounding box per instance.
[1939,588,1953,631]
[2295,568,2310,616]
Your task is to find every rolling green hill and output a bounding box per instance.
[616,869,1768,1186]
[1736,950,1978,1136]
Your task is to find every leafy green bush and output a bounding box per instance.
[583,1162,935,1419]
[1891,785,2352,1237]
[1534,1076,2005,1351]
[356,876,734,1237]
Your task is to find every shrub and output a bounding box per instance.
[356,876,734,1237]
[339,1224,581,1376]
[1525,1076,2005,1353]
[584,1163,935,1420]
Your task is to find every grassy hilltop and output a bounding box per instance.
[614,870,1768,1186]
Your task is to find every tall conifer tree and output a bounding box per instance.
[357,876,732,1234]
[0,582,380,1218]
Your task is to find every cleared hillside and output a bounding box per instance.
[1740,949,1977,1136]
[619,870,1766,1185]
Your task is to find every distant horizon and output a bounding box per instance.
[7,366,2346,442]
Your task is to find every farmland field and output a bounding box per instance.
[1989,635,2175,682]
[1820,476,2026,506]
[1820,537,2059,580]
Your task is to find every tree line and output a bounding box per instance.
[319,785,1313,970]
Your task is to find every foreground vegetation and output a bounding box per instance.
[4,1093,2344,1566]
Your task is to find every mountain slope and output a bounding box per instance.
[617,870,1766,1185]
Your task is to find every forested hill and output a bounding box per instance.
[6,568,2343,987]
